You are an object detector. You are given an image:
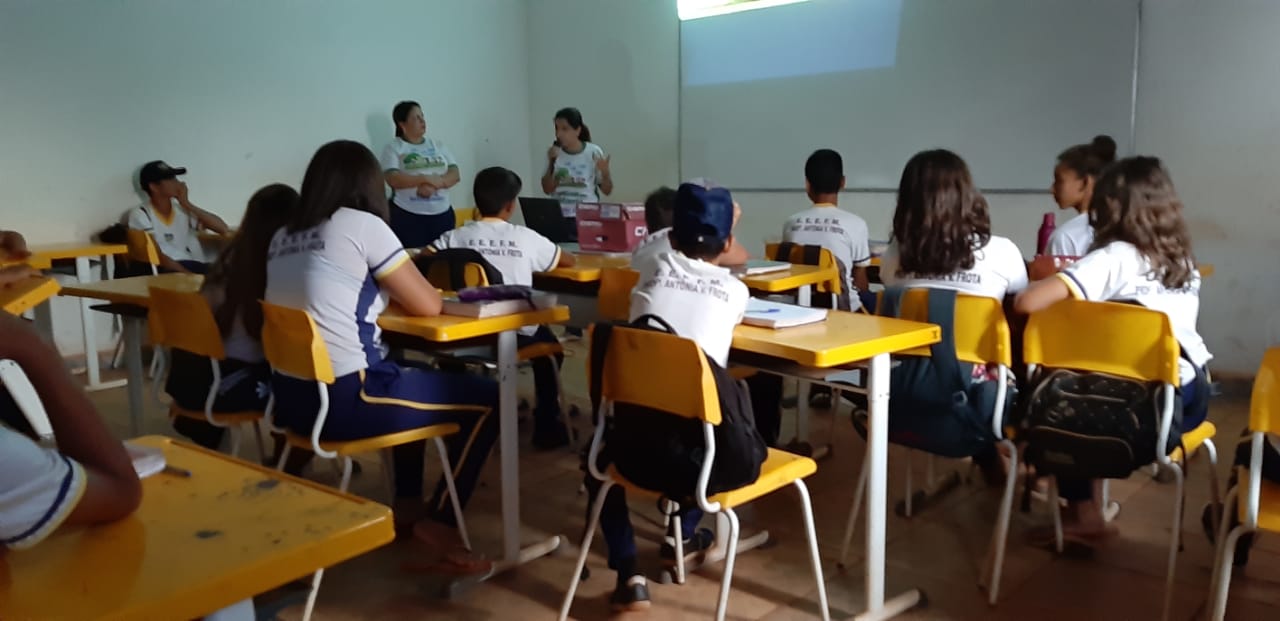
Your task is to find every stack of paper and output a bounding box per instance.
[742,298,828,329]
[125,441,166,479]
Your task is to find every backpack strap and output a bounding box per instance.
[588,322,616,412]
[801,244,823,267]
[877,287,907,319]
[923,288,969,396]
[630,313,677,334]
[773,242,796,263]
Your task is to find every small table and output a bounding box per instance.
[0,435,393,621]
[740,263,838,306]
[731,312,941,621]
[539,253,631,283]
[1,276,60,316]
[4,242,129,390]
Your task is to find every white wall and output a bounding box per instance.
[525,0,680,204]
[1,0,532,354]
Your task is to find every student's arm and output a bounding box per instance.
[385,170,435,190]
[0,265,35,287]
[556,250,576,268]
[0,314,142,527]
[1013,276,1071,315]
[595,151,614,196]
[853,266,871,293]
[378,261,443,316]
[722,239,750,266]
[0,230,30,259]
[154,250,190,274]
[541,146,560,195]
[427,165,461,190]
[175,183,229,234]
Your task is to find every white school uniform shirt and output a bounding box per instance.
[381,137,458,216]
[630,227,672,272]
[630,251,749,368]
[1058,241,1211,385]
[265,208,411,378]
[126,203,202,262]
[0,427,87,550]
[550,142,606,217]
[880,235,1028,300]
[1047,212,1094,257]
[428,218,562,335]
[782,203,873,301]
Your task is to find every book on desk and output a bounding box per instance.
[742,298,828,329]
[441,291,559,318]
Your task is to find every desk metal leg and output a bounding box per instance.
[122,316,145,436]
[856,352,922,621]
[445,330,560,598]
[76,256,125,391]
[705,512,769,564]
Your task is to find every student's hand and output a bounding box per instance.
[0,230,30,259]
[175,181,191,206]
[547,145,561,161]
[416,183,437,198]
[732,201,742,228]
[594,153,611,174]
[0,264,35,286]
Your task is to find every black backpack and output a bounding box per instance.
[1019,367,1185,479]
[587,315,768,502]
[414,248,503,290]
[854,287,1007,458]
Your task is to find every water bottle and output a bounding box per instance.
[1036,212,1056,256]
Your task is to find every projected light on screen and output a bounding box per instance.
[680,0,904,86]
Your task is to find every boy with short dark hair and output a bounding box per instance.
[126,161,229,274]
[429,167,575,449]
[782,149,873,311]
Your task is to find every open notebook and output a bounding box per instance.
[731,260,790,277]
[742,298,828,329]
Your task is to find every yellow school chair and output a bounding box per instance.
[597,267,639,322]
[837,289,1018,604]
[453,206,479,228]
[1208,347,1280,620]
[260,302,471,621]
[125,229,161,276]
[560,326,830,621]
[147,287,266,459]
[765,242,842,298]
[1021,299,1218,621]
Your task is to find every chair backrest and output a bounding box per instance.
[1250,347,1280,435]
[126,229,160,273]
[594,325,722,425]
[597,268,639,322]
[884,289,1012,366]
[260,302,336,384]
[454,207,479,228]
[147,287,225,360]
[1024,299,1179,384]
[765,242,841,293]
[415,249,496,291]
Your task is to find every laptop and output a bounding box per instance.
[519,197,577,244]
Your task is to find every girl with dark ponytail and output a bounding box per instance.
[540,107,613,229]
[1047,135,1117,255]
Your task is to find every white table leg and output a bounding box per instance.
[122,315,145,436]
[856,352,922,621]
[793,284,813,447]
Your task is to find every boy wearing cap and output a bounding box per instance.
[126,161,228,274]
[585,181,749,611]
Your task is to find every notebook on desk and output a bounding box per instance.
[742,298,828,329]
[731,260,790,276]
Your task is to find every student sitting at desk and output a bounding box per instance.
[631,183,748,272]
[126,160,229,274]
[428,166,576,450]
[587,180,748,610]
[782,148,874,312]
[265,140,498,572]
[0,312,141,552]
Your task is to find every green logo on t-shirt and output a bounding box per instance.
[403,152,445,171]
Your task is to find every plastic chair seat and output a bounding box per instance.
[283,423,461,456]
[170,405,264,426]
[1170,421,1217,463]
[517,342,564,362]
[1237,471,1280,533]
[728,366,758,381]
[609,448,816,511]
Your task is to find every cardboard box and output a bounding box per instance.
[575,202,647,253]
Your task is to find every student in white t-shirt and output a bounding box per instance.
[0,313,141,552]
[782,149,873,312]
[1017,156,1211,544]
[540,107,613,223]
[265,140,497,573]
[428,167,575,449]
[631,184,749,272]
[881,150,1028,301]
[125,161,229,274]
[585,181,748,610]
[381,100,461,248]
[1047,135,1117,256]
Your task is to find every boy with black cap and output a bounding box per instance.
[584,180,749,611]
[126,160,228,274]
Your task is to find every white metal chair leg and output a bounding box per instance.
[839,449,870,566]
[795,481,831,621]
[434,436,471,551]
[714,509,742,621]
[1101,480,1120,522]
[672,512,686,584]
[338,457,354,493]
[904,452,914,517]
[560,479,612,621]
[1209,486,1240,621]
[228,427,242,458]
[379,449,396,499]
[986,440,1017,604]
[276,443,293,471]
[1205,439,1222,534]
[1161,463,1184,621]
[301,568,324,621]
[1050,478,1064,554]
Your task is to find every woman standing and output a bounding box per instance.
[541,107,613,229]
[382,101,461,248]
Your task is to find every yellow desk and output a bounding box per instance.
[539,254,631,283]
[59,275,569,584]
[0,436,393,621]
[731,311,940,621]
[740,263,838,297]
[1,276,60,315]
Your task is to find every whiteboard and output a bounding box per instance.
[679,0,1139,190]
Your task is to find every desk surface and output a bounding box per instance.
[60,272,201,305]
[1,242,128,270]
[732,310,940,368]
[739,263,837,293]
[1,276,61,315]
[0,436,393,621]
[541,254,632,282]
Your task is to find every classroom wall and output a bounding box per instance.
[0,0,533,355]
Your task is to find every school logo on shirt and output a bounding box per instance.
[463,238,525,258]
[402,152,446,171]
[790,217,846,236]
[554,167,588,189]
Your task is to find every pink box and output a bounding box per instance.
[575,203,647,253]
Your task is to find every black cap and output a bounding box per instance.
[672,179,735,248]
[139,160,187,190]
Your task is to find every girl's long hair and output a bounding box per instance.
[1088,156,1196,289]
[890,149,991,277]
[206,183,299,340]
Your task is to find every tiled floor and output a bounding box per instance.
[84,343,1280,620]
